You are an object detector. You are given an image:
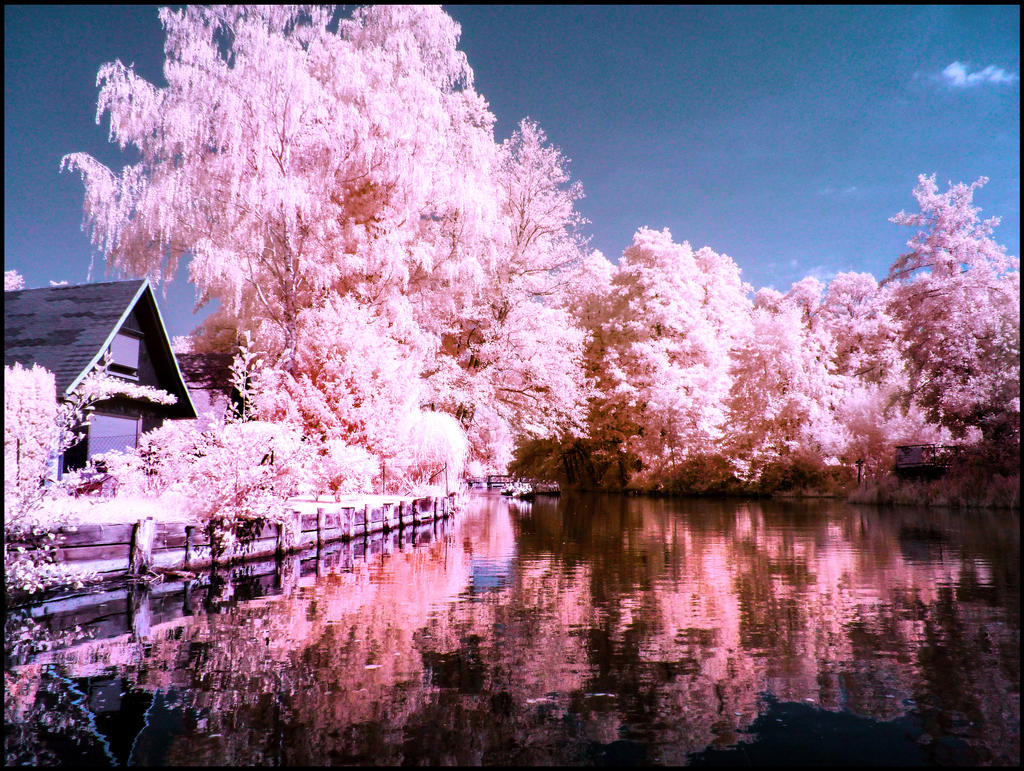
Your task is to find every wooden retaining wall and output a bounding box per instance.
[42,493,459,578]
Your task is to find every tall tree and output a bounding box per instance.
[885,175,1020,442]
[63,5,597,474]
[726,280,845,475]
[425,119,593,468]
[62,5,498,374]
[820,272,950,472]
[596,228,751,476]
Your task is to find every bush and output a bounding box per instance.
[661,453,743,496]
[4,363,58,524]
[755,451,854,496]
[136,419,316,521]
[317,439,377,498]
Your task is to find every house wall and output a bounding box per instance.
[61,398,175,473]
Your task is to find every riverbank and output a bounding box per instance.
[554,476,1019,509]
[6,490,463,607]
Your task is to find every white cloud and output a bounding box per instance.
[940,61,1018,88]
[818,185,859,197]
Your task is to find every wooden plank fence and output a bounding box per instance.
[10,519,451,666]
[36,492,460,579]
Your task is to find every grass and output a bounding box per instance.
[848,471,1020,509]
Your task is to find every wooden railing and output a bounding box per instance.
[894,444,960,469]
[894,444,961,479]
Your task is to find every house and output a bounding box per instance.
[4,279,197,472]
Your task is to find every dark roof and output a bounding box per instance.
[4,279,196,418]
[5,280,148,393]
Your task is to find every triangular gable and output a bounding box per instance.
[5,279,145,392]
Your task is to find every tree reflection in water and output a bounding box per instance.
[5,494,1019,765]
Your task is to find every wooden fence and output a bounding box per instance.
[37,493,459,578]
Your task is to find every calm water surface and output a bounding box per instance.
[5,492,1020,765]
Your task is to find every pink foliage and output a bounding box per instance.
[820,272,902,385]
[4,363,58,521]
[127,418,316,524]
[593,228,752,472]
[886,175,1020,440]
[63,5,593,478]
[58,3,1018,491]
[726,281,845,474]
[5,270,26,291]
[62,5,499,375]
[318,439,378,498]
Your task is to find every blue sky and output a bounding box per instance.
[5,5,1019,337]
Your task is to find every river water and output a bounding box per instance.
[5,492,1020,766]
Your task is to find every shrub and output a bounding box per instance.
[662,453,742,496]
[755,451,854,496]
[317,439,377,498]
[4,363,58,524]
[141,419,315,520]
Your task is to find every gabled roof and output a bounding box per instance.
[4,279,197,418]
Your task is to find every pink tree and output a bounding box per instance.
[63,6,595,477]
[595,228,752,477]
[886,175,1020,442]
[726,280,846,476]
[62,5,499,375]
[424,119,593,470]
[251,295,426,457]
[819,272,901,386]
[820,271,955,473]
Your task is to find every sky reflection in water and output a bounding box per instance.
[5,492,1020,765]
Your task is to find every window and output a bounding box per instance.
[109,332,141,378]
[88,414,140,458]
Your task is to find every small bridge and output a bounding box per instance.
[465,475,561,494]
[465,475,512,489]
